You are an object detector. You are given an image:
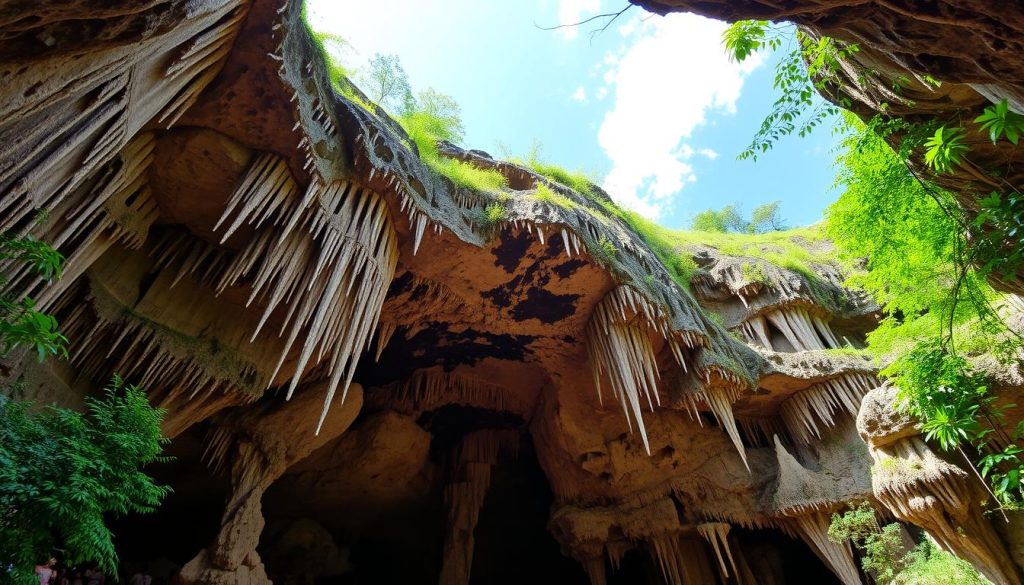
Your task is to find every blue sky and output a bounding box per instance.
[305,0,842,229]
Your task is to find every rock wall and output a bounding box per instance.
[0,1,1021,584]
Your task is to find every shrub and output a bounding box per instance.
[0,377,170,584]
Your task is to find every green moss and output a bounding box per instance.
[531,184,577,210]
[821,346,872,359]
[588,236,619,266]
[479,202,509,229]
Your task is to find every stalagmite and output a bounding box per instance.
[214,176,399,432]
[439,430,518,585]
[791,511,862,585]
[181,381,363,585]
[780,373,875,444]
[696,522,738,581]
[585,285,703,454]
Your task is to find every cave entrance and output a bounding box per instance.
[106,424,228,581]
[468,435,589,585]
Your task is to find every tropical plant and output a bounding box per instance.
[722,21,856,160]
[0,232,67,360]
[0,376,170,585]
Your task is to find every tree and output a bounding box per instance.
[0,377,170,585]
[407,88,465,144]
[359,53,413,115]
[690,201,787,234]
[749,200,788,233]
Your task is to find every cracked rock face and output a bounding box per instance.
[1,1,1022,584]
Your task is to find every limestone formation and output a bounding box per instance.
[858,385,1021,585]
[1,1,1021,584]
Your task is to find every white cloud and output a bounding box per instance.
[597,13,763,218]
[571,85,588,103]
[557,0,601,40]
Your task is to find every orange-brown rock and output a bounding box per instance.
[1,1,1021,584]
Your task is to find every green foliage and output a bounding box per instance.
[828,503,987,584]
[824,115,987,355]
[828,503,905,583]
[894,541,989,585]
[886,340,1024,505]
[974,99,1024,145]
[827,115,1024,505]
[532,184,576,210]
[587,235,619,267]
[723,21,855,160]
[690,201,787,234]
[0,233,67,360]
[427,157,509,193]
[722,20,779,63]
[0,377,170,583]
[923,126,968,173]
[408,89,466,143]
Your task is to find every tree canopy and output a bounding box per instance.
[690,201,787,234]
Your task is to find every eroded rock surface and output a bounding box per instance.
[1,1,1021,584]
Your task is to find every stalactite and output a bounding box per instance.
[1,68,132,235]
[647,533,688,585]
[691,377,749,470]
[736,415,789,447]
[375,321,397,361]
[868,433,1021,585]
[580,557,607,585]
[696,522,738,581]
[586,285,704,454]
[158,4,247,128]
[214,178,399,433]
[213,152,299,243]
[791,512,863,585]
[368,370,529,416]
[756,305,841,352]
[738,315,773,350]
[780,373,876,444]
[1,134,159,316]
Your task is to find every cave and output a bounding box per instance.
[2,1,1024,585]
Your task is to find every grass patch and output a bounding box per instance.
[527,161,596,198]
[531,184,577,210]
[478,202,509,229]
[429,158,508,193]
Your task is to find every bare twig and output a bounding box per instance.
[534,4,635,43]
